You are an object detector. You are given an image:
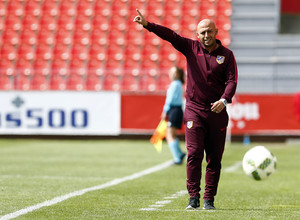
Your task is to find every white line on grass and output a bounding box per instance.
[0,160,173,220]
[139,190,188,211]
[224,161,242,173]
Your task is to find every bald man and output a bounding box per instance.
[134,10,238,210]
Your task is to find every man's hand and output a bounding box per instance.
[133,9,148,26]
[211,100,225,114]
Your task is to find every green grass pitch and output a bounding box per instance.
[0,138,299,219]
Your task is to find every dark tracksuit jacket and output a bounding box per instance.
[145,22,238,200]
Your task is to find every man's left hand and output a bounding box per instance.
[211,100,225,114]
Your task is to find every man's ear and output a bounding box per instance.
[215,28,218,36]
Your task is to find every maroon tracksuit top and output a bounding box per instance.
[145,22,238,200]
[145,22,237,110]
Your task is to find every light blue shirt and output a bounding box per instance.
[163,80,183,113]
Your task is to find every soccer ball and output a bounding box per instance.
[242,146,277,180]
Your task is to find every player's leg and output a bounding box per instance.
[166,126,184,163]
[203,110,228,203]
[167,107,185,164]
[184,107,206,199]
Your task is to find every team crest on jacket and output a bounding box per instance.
[216,55,225,64]
[187,121,193,129]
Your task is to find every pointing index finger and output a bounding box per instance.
[136,9,143,17]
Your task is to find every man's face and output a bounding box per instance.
[197,20,218,49]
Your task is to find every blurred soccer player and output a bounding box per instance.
[134,9,238,210]
[161,66,186,165]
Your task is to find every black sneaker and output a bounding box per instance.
[203,200,216,210]
[186,197,200,210]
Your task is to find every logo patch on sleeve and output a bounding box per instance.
[187,121,193,129]
[216,55,225,64]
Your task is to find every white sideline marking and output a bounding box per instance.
[224,161,242,173]
[0,160,173,220]
[140,190,188,211]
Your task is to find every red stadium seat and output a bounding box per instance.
[217,29,231,47]
[51,59,69,76]
[57,14,74,31]
[18,44,35,61]
[157,74,171,91]
[2,29,19,46]
[0,1,7,17]
[31,75,49,90]
[216,0,232,16]
[20,29,37,46]
[0,44,17,61]
[126,28,143,46]
[71,43,89,61]
[42,0,59,17]
[215,14,231,31]
[66,74,85,91]
[77,0,94,17]
[7,0,24,17]
[5,14,22,31]
[103,74,120,91]
[94,0,111,18]
[53,43,70,61]
[181,14,198,32]
[121,75,139,92]
[159,59,174,74]
[40,14,57,31]
[75,14,92,32]
[60,0,76,17]
[22,14,40,31]
[86,74,102,91]
[147,0,163,17]
[89,44,106,61]
[49,74,67,90]
[105,59,123,76]
[142,44,160,62]
[164,0,181,16]
[0,59,15,76]
[37,29,55,45]
[112,0,128,16]
[14,75,31,90]
[73,29,90,46]
[139,75,157,92]
[16,58,33,76]
[35,44,52,61]
[124,44,142,62]
[108,29,126,46]
[123,59,141,76]
[163,14,181,32]
[69,58,87,76]
[199,0,216,17]
[110,14,127,31]
[25,0,42,17]
[93,14,110,32]
[106,44,124,62]
[90,28,108,46]
[181,0,198,17]
[33,59,51,76]
[87,59,105,76]
[0,75,13,90]
[160,43,178,62]
[144,32,162,46]
[141,59,159,77]
[55,29,73,46]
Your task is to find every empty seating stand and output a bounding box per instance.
[0,0,232,92]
